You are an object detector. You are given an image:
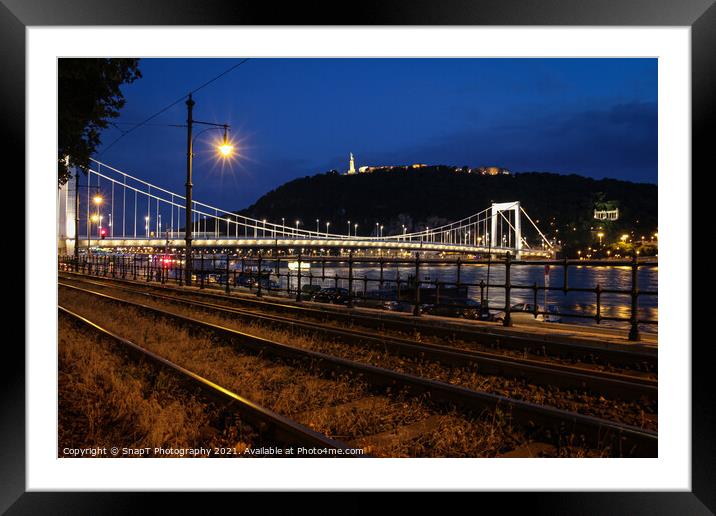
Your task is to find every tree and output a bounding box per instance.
[58,58,142,186]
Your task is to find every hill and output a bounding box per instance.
[239,167,657,255]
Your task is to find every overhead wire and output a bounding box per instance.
[98,58,250,156]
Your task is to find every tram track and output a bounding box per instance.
[58,271,657,373]
[59,306,356,454]
[59,274,657,405]
[59,280,657,457]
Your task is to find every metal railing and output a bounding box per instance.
[59,251,657,341]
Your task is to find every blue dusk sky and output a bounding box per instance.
[95,58,657,210]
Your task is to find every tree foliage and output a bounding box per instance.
[58,58,142,186]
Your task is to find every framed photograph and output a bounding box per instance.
[5,0,711,511]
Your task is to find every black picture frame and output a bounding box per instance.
[4,0,711,512]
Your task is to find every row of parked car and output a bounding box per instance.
[234,274,280,290]
[299,285,562,323]
[229,274,562,324]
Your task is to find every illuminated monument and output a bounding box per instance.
[347,152,356,175]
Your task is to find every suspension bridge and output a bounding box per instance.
[58,159,555,258]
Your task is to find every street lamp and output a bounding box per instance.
[88,213,100,253]
[87,195,103,254]
[184,92,233,286]
[347,220,351,237]
[354,223,358,236]
[325,221,330,237]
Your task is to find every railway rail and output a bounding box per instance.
[59,281,657,457]
[59,306,355,454]
[59,275,656,404]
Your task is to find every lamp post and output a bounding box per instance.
[183,93,233,285]
[347,220,351,237]
[88,195,103,255]
[325,221,330,237]
[88,214,99,254]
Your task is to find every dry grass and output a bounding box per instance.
[59,319,258,457]
[58,284,625,457]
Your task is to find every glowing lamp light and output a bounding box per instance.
[93,195,103,205]
[218,143,234,157]
[217,125,234,158]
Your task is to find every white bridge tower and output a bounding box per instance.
[57,173,78,256]
[491,201,522,258]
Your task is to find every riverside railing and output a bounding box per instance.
[59,251,657,341]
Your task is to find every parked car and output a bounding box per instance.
[544,304,562,323]
[353,290,399,310]
[493,303,553,324]
[355,298,402,310]
[383,300,417,313]
[300,284,323,300]
[311,287,351,305]
[235,274,257,288]
[422,299,484,320]
[258,278,281,291]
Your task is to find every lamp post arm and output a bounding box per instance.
[192,126,228,147]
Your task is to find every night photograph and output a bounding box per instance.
[56,57,658,459]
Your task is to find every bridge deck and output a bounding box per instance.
[69,237,553,257]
